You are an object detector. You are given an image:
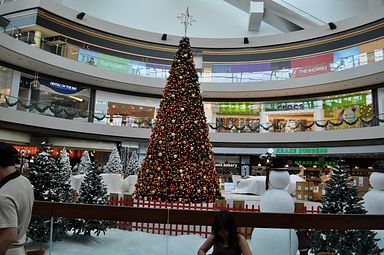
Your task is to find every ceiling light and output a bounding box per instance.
[68,95,83,102]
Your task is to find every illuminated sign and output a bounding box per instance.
[277,103,304,111]
[215,163,239,168]
[273,148,328,154]
[40,79,83,95]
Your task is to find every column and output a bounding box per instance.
[33,30,42,48]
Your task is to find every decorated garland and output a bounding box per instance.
[209,116,384,131]
[2,94,383,131]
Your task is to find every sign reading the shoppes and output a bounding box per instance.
[273,148,328,154]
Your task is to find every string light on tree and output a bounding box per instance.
[134,14,221,203]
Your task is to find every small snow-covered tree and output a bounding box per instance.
[72,162,110,236]
[77,150,91,174]
[57,147,72,176]
[310,163,383,255]
[55,148,75,238]
[104,146,123,174]
[28,144,60,242]
[126,151,140,176]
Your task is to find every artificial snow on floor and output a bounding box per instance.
[28,229,210,255]
[26,191,321,255]
[28,228,309,255]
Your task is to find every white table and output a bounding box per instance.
[122,175,138,194]
[70,173,123,194]
[230,175,305,196]
[100,173,123,194]
[69,174,85,191]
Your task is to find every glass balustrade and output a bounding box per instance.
[1,92,382,133]
[1,20,383,83]
[26,201,384,255]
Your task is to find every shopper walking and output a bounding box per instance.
[0,142,34,255]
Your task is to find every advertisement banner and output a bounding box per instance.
[39,78,83,95]
[291,53,332,78]
[292,62,331,78]
[78,49,134,74]
[332,47,359,71]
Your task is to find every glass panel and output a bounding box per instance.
[0,65,13,96]
[27,203,384,255]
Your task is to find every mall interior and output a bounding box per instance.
[0,0,384,254]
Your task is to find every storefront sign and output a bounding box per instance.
[277,103,304,111]
[219,102,255,115]
[40,79,82,94]
[265,101,315,111]
[292,63,330,78]
[273,148,328,154]
[293,160,337,167]
[215,162,239,168]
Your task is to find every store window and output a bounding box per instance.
[205,90,373,133]
[94,91,159,128]
[322,91,373,129]
[207,102,260,133]
[0,66,13,99]
[26,77,90,120]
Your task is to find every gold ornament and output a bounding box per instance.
[158,152,162,156]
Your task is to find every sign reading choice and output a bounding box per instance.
[273,148,328,154]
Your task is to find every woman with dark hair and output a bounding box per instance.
[197,211,252,255]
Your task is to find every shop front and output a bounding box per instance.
[205,90,374,133]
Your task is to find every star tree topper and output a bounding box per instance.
[177,7,196,36]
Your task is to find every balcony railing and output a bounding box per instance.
[29,200,384,255]
[1,19,383,83]
[1,93,382,134]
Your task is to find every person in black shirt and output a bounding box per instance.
[198,210,252,255]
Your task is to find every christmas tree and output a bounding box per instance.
[72,162,110,236]
[57,147,72,176]
[134,37,221,203]
[126,151,140,176]
[55,147,75,238]
[77,150,91,174]
[104,146,123,174]
[28,143,61,242]
[310,163,383,254]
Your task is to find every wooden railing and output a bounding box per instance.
[32,201,384,230]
